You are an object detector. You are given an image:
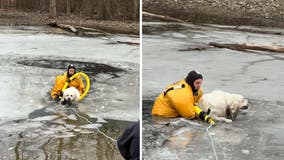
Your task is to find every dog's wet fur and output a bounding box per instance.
[60,87,80,107]
[198,90,249,123]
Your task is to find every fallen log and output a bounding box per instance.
[116,41,139,45]
[48,21,77,33]
[179,46,210,51]
[143,11,186,23]
[209,42,284,53]
[76,26,105,33]
[109,40,139,45]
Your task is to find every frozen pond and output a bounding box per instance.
[142,22,284,160]
[0,26,139,159]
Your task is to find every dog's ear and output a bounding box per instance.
[230,99,241,113]
[206,108,211,115]
[75,92,80,102]
[227,103,240,121]
[61,92,66,100]
[226,105,233,120]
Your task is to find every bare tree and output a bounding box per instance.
[0,0,139,21]
[49,0,56,18]
[104,0,113,20]
[66,0,70,15]
[133,0,139,21]
[97,0,106,20]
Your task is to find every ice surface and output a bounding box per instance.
[0,26,138,159]
[143,22,284,160]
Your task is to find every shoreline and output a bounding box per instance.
[0,10,139,35]
[143,0,284,28]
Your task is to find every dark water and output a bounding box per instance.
[17,59,126,77]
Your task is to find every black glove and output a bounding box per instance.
[59,91,63,97]
[194,106,215,125]
[204,116,215,125]
[54,96,61,102]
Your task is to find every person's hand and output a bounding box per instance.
[53,91,63,102]
[59,91,63,97]
[194,106,215,125]
[54,96,61,102]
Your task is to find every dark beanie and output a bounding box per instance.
[67,64,76,78]
[185,70,203,92]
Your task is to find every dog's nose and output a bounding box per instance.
[241,105,249,110]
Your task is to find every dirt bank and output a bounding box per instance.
[143,0,284,27]
[0,9,139,35]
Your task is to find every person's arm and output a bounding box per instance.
[77,76,85,95]
[174,97,196,118]
[167,89,196,119]
[196,89,203,102]
[51,76,63,99]
[194,105,215,125]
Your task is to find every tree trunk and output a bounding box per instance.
[50,0,56,18]
[133,0,139,21]
[103,0,113,20]
[97,0,105,19]
[66,0,70,15]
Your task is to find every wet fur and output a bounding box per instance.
[60,87,80,106]
[198,90,249,123]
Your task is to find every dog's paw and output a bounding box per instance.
[225,119,233,123]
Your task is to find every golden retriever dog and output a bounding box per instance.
[198,90,249,123]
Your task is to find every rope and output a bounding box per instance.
[70,108,117,143]
[206,124,218,160]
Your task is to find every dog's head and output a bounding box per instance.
[226,94,249,120]
[63,93,76,105]
[61,87,80,106]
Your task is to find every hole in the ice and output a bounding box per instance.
[17,59,126,78]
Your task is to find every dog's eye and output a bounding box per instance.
[71,95,73,97]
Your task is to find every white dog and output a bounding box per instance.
[198,90,249,123]
[61,87,80,106]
